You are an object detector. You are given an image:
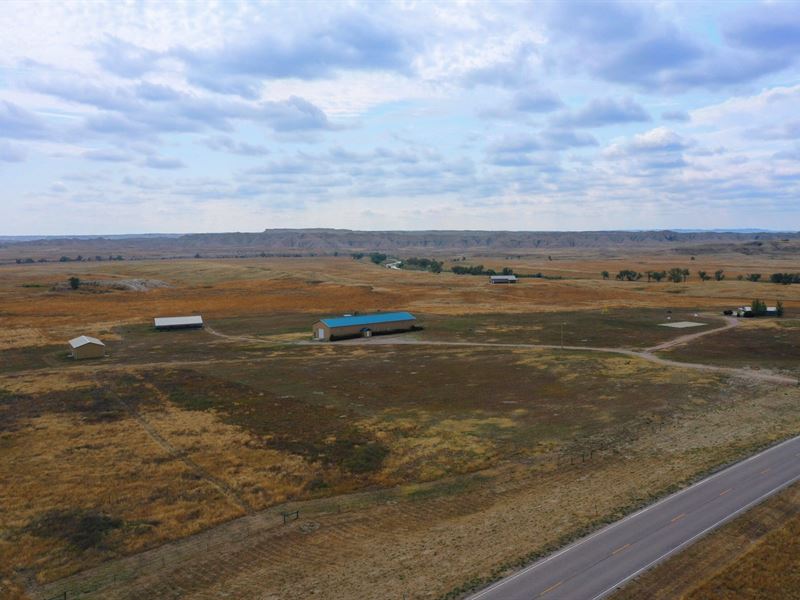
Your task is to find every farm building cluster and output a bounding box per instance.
[725,306,780,317]
[67,315,205,360]
[67,310,420,359]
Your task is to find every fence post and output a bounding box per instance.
[281,510,299,524]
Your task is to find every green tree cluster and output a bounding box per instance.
[404,257,444,273]
[770,273,800,284]
[616,269,642,281]
[369,252,387,265]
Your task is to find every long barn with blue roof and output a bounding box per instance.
[312,311,417,341]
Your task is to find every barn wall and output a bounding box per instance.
[72,344,106,360]
[323,319,417,340]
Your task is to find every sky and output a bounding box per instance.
[1,0,799,235]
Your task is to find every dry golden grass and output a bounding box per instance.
[685,505,800,599]
[0,328,52,350]
[33,382,800,600]
[0,371,94,394]
[0,406,244,584]
[136,400,319,509]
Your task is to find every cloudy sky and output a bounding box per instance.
[1,0,799,234]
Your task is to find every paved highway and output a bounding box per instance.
[470,435,800,600]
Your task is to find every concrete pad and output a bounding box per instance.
[658,321,707,328]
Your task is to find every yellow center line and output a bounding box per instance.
[719,488,732,496]
[612,543,631,555]
[540,581,563,596]
[671,513,686,523]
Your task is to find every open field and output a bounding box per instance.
[413,309,719,348]
[659,318,800,378]
[1,344,735,584]
[1,251,799,599]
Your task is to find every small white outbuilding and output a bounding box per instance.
[154,315,204,330]
[490,275,517,284]
[68,336,106,360]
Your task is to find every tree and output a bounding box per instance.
[714,270,725,281]
[668,267,685,283]
[601,271,609,280]
[776,300,784,317]
[698,270,711,281]
[369,252,387,265]
[651,270,666,282]
[751,298,767,316]
[616,269,641,281]
[746,273,762,282]
[404,257,443,273]
[682,268,690,282]
[770,273,800,285]
[68,277,81,290]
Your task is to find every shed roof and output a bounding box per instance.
[491,275,517,280]
[154,315,204,328]
[69,335,105,348]
[319,311,416,329]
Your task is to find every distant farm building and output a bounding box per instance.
[154,315,204,330]
[731,306,779,317]
[68,336,106,360]
[490,275,517,284]
[313,311,417,341]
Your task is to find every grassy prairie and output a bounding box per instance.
[415,308,718,348]
[1,253,799,598]
[659,318,800,377]
[0,344,733,586]
[2,255,799,336]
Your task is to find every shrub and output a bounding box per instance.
[24,509,124,550]
[341,442,389,474]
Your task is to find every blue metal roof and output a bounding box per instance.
[320,311,416,329]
